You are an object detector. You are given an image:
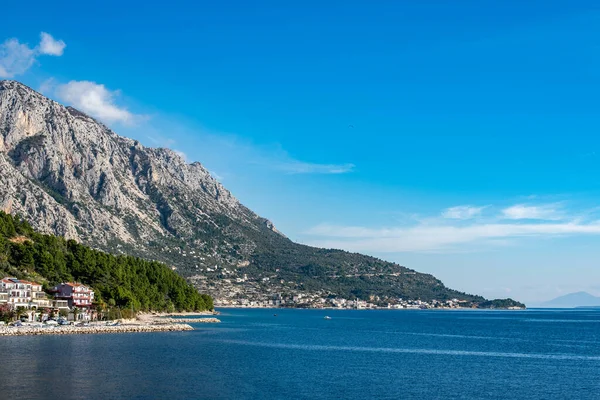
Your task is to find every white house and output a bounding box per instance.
[0,277,50,309]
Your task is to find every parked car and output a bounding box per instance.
[44,319,58,325]
[57,318,69,325]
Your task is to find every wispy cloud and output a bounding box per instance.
[442,205,486,219]
[54,80,143,125]
[0,32,65,78]
[307,220,600,253]
[276,160,355,174]
[501,203,563,220]
[305,203,600,253]
[141,122,355,175]
[256,144,355,175]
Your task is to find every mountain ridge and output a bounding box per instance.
[0,80,521,307]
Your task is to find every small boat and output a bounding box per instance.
[324,316,332,320]
[273,314,277,317]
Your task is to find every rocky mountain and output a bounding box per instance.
[0,80,507,306]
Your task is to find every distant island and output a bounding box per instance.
[537,292,600,309]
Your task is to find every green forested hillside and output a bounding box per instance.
[0,211,213,312]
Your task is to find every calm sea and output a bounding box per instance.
[1,308,600,399]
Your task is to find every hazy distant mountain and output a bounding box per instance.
[538,292,600,308]
[0,80,512,306]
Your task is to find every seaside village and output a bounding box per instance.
[0,277,95,324]
[216,293,471,309]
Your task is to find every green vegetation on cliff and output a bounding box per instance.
[477,298,526,309]
[0,211,213,312]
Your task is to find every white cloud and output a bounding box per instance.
[55,80,139,124]
[442,205,485,219]
[306,220,600,253]
[38,32,66,56]
[0,33,66,78]
[502,204,562,220]
[0,39,36,78]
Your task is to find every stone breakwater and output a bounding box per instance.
[0,324,194,336]
[155,318,221,324]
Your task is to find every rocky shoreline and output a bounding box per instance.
[0,314,222,336]
[0,323,194,336]
[136,312,221,325]
[154,317,221,324]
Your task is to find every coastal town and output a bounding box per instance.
[1,273,523,324]
[216,292,478,310]
[0,276,221,336]
[189,268,524,310]
[0,277,95,322]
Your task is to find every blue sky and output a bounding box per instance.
[2,1,600,303]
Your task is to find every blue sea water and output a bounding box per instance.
[1,308,600,399]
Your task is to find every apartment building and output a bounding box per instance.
[51,282,95,309]
[0,277,50,309]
